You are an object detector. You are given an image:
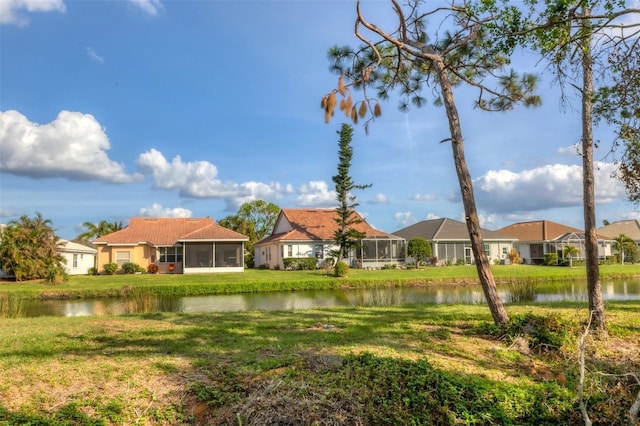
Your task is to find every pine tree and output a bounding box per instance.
[332,123,371,263]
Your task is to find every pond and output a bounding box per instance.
[16,278,640,317]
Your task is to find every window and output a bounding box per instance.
[314,244,324,259]
[116,251,130,267]
[73,254,78,268]
[159,246,183,263]
[287,245,293,257]
[484,244,490,256]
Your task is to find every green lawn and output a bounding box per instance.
[1,301,638,425]
[1,263,640,300]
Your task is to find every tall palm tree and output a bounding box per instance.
[613,234,635,265]
[77,220,124,242]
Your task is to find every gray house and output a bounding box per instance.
[394,218,516,265]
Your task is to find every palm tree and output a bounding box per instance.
[77,220,124,242]
[0,212,65,281]
[562,245,580,268]
[613,234,635,265]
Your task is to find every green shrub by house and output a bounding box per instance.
[283,257,317,270]
[335,261,349,277]
[103,263,118,275]
[122,262,144,274]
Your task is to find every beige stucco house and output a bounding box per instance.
[93,217,248,274]
[497,220,612,264]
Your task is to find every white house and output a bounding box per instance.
[254,208,406,269]
[59,240,98,275]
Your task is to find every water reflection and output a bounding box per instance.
[15,279,640,318]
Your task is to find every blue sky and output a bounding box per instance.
[0,0,637,240]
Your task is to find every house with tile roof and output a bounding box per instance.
[93,217,249,274]
[254,208,406,269]
[394,218,516,265]
[59,240,97,275]
[497,220,612,265]
[597,219,640,261]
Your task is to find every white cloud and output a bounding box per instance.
[128,0,163,16]
[139,203,192,218]
[0,0,65,26]
[394,211,417,227]
[86,47,104,63]
[557,144,580,156]
[0,110,142,183]
[474,162,626,214]
[368,193,388,204]
[137,149,287,209]
[413,193,437,201]
[621,211,640,220]
[0,208,20,218]
[295,180,336,207]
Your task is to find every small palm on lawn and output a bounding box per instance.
[562,245,579,268]
[613,234,635,265]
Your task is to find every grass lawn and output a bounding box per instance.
[1,301,639,425]
[2,263,640,300]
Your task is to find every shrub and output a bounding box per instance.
[87,267,98,276]
[103,263,118,275]
[544,253,558,266]
[479,312,569,352]
[147,263,159,274]
[283,257,317,270]
[507,248,521,265]
[122,262,143,274]
[334,261,349,277]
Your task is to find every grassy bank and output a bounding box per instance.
[1,301,639,425]
[2,264,640,300]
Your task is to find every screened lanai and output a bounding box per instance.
[549,232,586,262]
[354,235,406,269]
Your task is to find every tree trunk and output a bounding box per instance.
[581,6,606,330]
[434,58,509,326]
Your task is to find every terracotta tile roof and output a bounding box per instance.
[256,208,397,245]
[93,217,247,246]
[597,220,640,240]
[497,220,583,242]
[394,218,515,241]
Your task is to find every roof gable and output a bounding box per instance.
[93,217,246,246]
[394,218,515,241]
[497,220,583,242]
[597,220,640,240]
[257,208,395,245]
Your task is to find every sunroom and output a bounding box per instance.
[354,235,407,269]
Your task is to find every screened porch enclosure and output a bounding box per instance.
[355,236,406,268]
[183,241,244,272]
